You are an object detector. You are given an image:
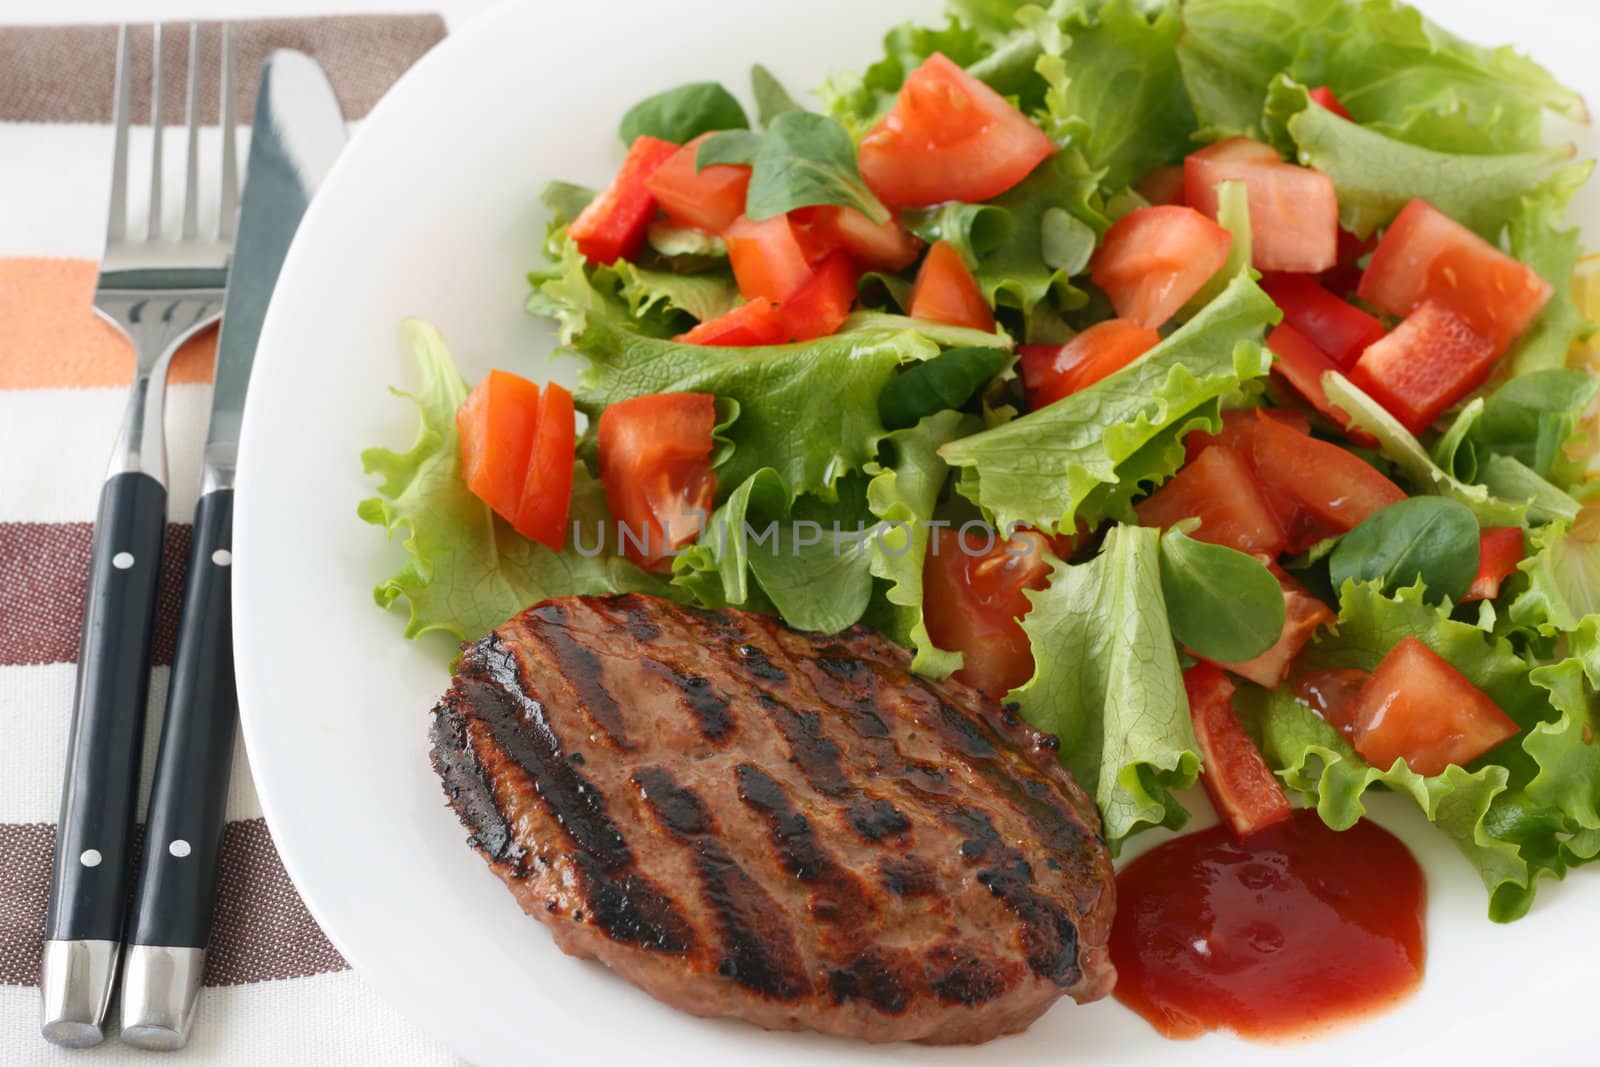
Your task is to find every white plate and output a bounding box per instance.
[234,1,1600,1064]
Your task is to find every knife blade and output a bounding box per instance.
[117,50,346,1053]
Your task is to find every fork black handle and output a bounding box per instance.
[45,471,168,944]
[127,487,237,950]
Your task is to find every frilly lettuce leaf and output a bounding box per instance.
[1010,524,1201,849]
[1511,521,1600,635]
[863,411,975,676]
[1027,0,1193,192]
[358,320,675,645]
[1178,0,1584,149]
[902,149,1106,330]
[1505,178,1597,379]
[1246,579,1600,921]
[940,272,1278,534]
[528,238,938,500]
[1268,78,1578,240]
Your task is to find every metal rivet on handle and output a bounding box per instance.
[79,849,103,868]
[211,549,232,567]
[168,840,192,858]
[112,553,134,570]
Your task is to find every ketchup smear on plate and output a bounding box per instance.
[1109,808,1425,1040]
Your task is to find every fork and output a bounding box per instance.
[39,22,236,1050]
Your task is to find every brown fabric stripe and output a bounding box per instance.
[0,16,446,125]
[0,522,191,667]
[0,819,347,987]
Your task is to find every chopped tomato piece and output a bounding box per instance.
[801,206,922,271]
[1185,663,1293,837]
[457,370,548,523]
[1349,301,1499,434]
[643,133,751,234]
[1358,198,1552,354]
[1183,409,1334,551]
[909,240,995,331]
[1135,446,1287,557]
[923,527,1053,699]
[675,297,787,347]
[1185,407,1310,462]
[1463,527,1524,603]
[1217,569,1335,689]
[1308,86,1354,121]
[1293,668,1370,743]
[1185,137,1338,273]
[567,135,678,265]
[858,53,1056,208]
[1265,322,1377,445]
[780,252,859,341]
[1347,636,1520,776]
[725,214,815,301]
[1261,273,1386,370]
[1136,165,1186,207]
[1090,205,1232,328]
[1242,410,1406,533]
[598,393,718,573]
[1018,319,1161,408]
[513,383,576,549]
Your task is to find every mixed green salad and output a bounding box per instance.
[361,0,1600,922]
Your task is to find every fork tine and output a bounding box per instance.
[106,25,133,244]
[181,23,200,240]
[217,23,238,240]
[146,23,164,240]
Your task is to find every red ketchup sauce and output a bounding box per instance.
[1109,808,1425,1040]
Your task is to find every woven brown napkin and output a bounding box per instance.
[0,14,446,125]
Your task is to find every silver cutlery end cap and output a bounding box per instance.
[39,939,118,1048]
[118,944,207,1051]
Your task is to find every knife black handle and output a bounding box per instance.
[127,488,237,950]
[45,471,168,943]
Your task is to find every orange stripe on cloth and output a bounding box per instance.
[0,257,216,389]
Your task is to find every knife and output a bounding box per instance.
[116,50,347,1052]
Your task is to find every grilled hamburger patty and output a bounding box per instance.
[429,594,1115,1044]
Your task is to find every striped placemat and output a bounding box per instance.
[0,17,462,1065]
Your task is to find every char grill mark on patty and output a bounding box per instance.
[453,634,695,952]
[632,766,809,1001]
[522,600,636,750]
[944,805,1080,986]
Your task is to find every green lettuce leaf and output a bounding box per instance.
[940,272,1278,533]
[1020,0,1192,192]
[1512,522,1600,635]
[1246,579,1600,921]
[903,149,1106,327]
[863,411,975,676]
[1178,0,1584,149]
[357,320,674,645]
[1010,524,1201,849]
[673,411,974,645]
[528,238,936,499]
[1324,370,1530,525]
[1270,78,1575,239]
[1505,177,1596,379]
[613,262,739,324]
